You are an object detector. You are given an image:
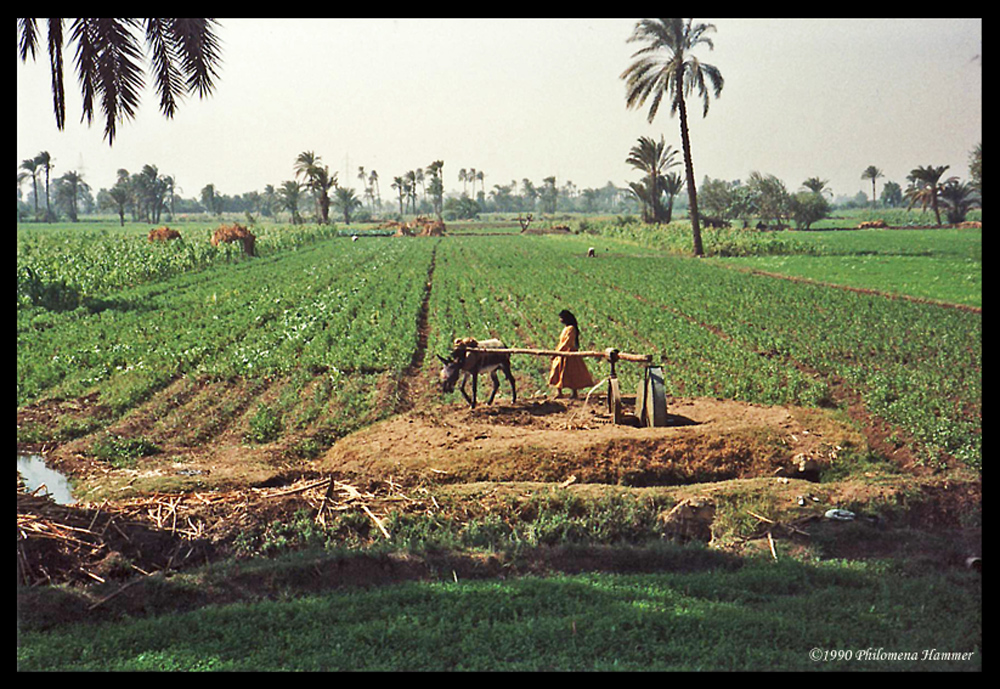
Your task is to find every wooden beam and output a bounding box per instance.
[466,347,652,363]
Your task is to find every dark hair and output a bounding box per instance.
[558,310,579,328]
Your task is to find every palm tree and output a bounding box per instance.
[55,170,88,221]
[904,165,950,226]
[426,161,445,219]
[802,177,831,196]
[294,151,320,181]
[861,166,883,209]
[261,184,278,218]
[458,168,468,195]
[626,135,679,223]
[467,168,477,197]
[391,176,406,216]
[662,171,685,223]
[306,165,338,224]
[18,18,222,144]
[19,158,40,219]
[105,185,130,226]
[34,151,54,221]
[401,172,415,213]
[357,166,373,211]
[278,180,305,224]
[938,179,980,225]
[333,187,363,224]
[368,170,381,214]
[621,18,723,257]
[416,168,426,206]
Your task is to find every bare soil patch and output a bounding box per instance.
[318,394,857,488]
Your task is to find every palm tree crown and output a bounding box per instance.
[622,19,724,121]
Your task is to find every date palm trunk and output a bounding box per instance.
[676,95,704,257]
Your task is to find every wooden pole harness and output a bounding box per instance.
[466,346,667,427]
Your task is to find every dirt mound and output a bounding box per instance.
[318,395,861,488]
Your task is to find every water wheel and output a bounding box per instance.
[636,366,668,427]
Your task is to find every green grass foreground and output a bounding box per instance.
[17,554,981,671]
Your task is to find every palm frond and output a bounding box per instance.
[169,18,222,98]
[46,19,66,130]
[144,19,185,118]
[18,18,39,60]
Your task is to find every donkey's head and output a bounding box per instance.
[437,352,465,393]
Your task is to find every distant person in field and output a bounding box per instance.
[549,309,596,399]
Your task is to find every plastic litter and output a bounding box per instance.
[824,509,856,521]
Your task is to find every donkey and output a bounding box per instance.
[437,337,516,409]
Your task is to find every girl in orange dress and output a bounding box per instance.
[548,310,596,398]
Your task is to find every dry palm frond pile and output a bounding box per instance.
[210,223,256,256]
[147,227,182,241]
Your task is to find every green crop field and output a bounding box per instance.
[17,220,981,671]
[18,225,981,469]
[714,227,982,308]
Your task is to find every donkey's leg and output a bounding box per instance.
[502,362,517,404]
[488,370,501,404]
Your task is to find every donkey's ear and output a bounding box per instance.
[437,354,450,365]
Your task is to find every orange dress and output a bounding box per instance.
[548,325,596,390]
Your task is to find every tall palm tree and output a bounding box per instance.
[18,18,222,144]
[404,171,417,213]
[905,165,950,226]
[621,18,723,257]
[861,166,883,209]
[458,168,468,195]
[19,158,40,219]
[368,170,381,214]
[427,160,445,219]
[626,135,679,223]
[357,166,373,210]
[416,168,426,206]
[391,176,406,216]
[34,151,54,221]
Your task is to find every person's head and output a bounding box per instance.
[558,310,578,328]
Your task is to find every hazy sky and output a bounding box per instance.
[17,18,982,204]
